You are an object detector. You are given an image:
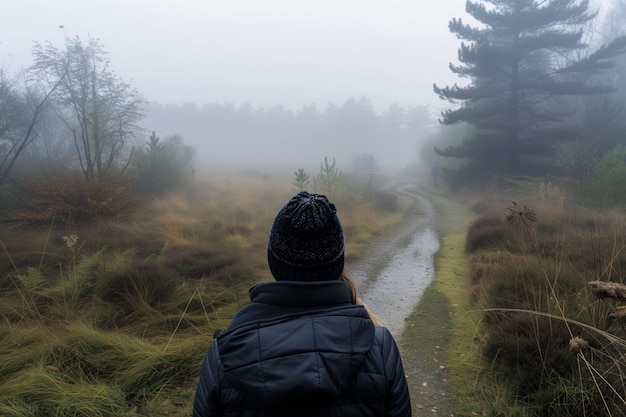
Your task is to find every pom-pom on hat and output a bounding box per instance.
[268,191,345,281]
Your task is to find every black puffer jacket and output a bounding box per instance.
[192,280,411,417]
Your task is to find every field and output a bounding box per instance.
[0,169,401,416]
[4,169,626,417]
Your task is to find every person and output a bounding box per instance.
[192,191,411,417]
[430,162,440,189]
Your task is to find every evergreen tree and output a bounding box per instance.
[134,133,196,195]
[433,0,626,175]
[313,156,342,197]
[292,168,310,192]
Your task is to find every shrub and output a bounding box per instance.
[470,199,626,416]
[468,252,510,303]
[163,247,235,278]
[10,173,142,224]
[590,144,626,207]
[465,211,507,252]
[371,189,399,212]
[133,133,196,195]
[482,312,573,383]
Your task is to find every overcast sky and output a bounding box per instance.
[3,0,468,113]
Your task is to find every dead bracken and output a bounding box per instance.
[587,280,626,302]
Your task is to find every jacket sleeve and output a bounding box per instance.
[379,327,412,417]
[193,339,221,417]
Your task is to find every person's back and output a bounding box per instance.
[192,192,411,417]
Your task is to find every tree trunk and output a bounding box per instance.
[508,21,521,175]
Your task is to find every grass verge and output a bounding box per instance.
[404,181,626,417]
[400,188,493,416]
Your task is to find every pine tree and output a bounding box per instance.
[313,157,342,197]
[434,0,626,175]
[292,168,310,192]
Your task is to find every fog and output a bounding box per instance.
[3,1,465,111]
[2,1,469,172]
[140,100,446,172]
[4,0,622,179]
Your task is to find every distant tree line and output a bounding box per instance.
[141,97,435,171]
[7,0,624,216]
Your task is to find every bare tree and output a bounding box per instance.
[0,67,65,186]
[29,35,144,180]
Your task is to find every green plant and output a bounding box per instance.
[538,181,565,208]
[133,133,196,195]
[554,135,598,196]
[96,261,177,313]
[313,156,342,197]
[590,144,626,207]
[292,168,310,192]
[61,248,104,305]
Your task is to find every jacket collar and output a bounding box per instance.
[249,280,352,307]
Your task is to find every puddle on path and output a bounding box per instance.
[347,185,440,337]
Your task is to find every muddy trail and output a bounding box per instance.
[347,182,456,415]
[347,182,440,337]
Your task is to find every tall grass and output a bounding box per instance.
[467,197,626,416]
[0,169,397,416]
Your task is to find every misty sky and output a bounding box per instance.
[3,0,467,113]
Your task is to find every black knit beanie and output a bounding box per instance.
[268,191,345,281]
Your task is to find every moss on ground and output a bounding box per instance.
[400,283,454,415]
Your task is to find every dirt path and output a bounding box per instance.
[347,182,440,337]
[347,181,461,415]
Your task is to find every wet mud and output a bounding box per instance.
[347,183,440,337]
